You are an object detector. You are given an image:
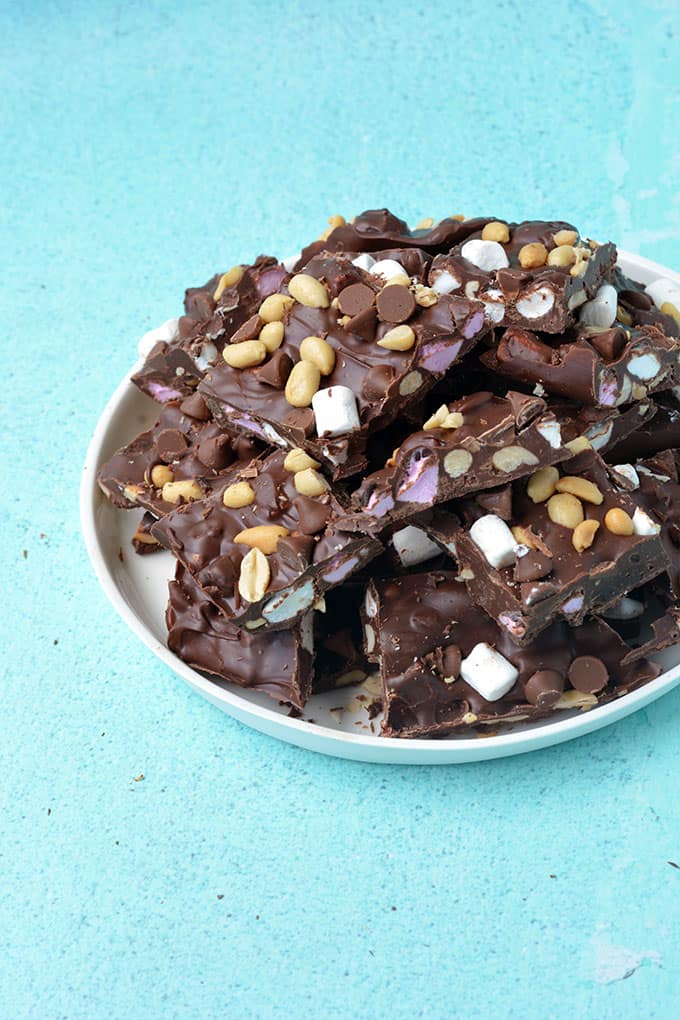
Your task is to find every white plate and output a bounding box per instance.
[81,251,680,763]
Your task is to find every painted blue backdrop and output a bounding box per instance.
[2,1,679,1017]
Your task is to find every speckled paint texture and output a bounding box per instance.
[2,1,680,1017]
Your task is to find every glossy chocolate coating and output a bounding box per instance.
[455,450,669,644]
[199,251,487,479]
[612,267,680,338]
[166,564,313,709]
[635,450,680,596]
[369,572,658,738]
[152,449,382,631]
[314,585,371,691]
[605,393,680,463]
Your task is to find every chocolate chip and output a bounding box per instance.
[284,407,316,438]
[179,392,211,421]
[231,314,262,343]
[156,428,189,462]
[514,549,552,583]
[277,534,315,570]
[197,434,234,470]
[568,655,608,693]
[619,288,653,311]
[505,390,546,427]
[361,363,396,401]
[590,328,627,362]
[440,644,461,679]
[233,435,261,462]
[178,315,198,339]
[185,290,215,322]
[496,268,530,299]
[256,350,293,389]
[338,283,375,317]
[524,669,564,707]
[293,494,331,535]
[476,485,513,520]
[345,305,378,341]
[376,285,416,324]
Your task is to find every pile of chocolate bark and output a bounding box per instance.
[98,209,680,738]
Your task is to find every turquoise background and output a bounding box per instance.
[2,1,680,1016]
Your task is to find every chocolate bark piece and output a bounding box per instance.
[131,512,163,554]
[632,450,680,596]
[454,450,669,645]
[132,256,288,403]
[314,585,371,691]
[482,321,680,408]
[612,267,680,338]
[166,564,313,709]
[151,449,382,631]
[198,251,487,480]
[339,391,647,534]
[294,208,491,268]
[605,393,680,463]
[429,221,616,334]
[97,401,261,517]
[368,572,659,738]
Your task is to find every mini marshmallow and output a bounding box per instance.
[469,514,517,569]
[516,285,556,320]
[282,253,301,271]
[431,270,461,294]
[137,317,179,358]
[460,642,519,702]
[460,239,509,272]
[312,385,360,437]
[352,253,376,272]
[391,526,440,568]
[627,353,661,381]
[645,277,680,311]
[194,341,219,371]
[612,463,640,489]
[369,258,407,282]
[579,283,618,329]
[536,419,562,449]
[602,596,644,621]
[632,507,660,536]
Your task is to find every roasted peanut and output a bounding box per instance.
[238,547,271,602]
[258,293,294,323]
[547,492,584,529]
[150,464,174,488]
[552,229,578,247]
[162,479,202,504]
[288,274,330,308]
[213,265,244,301]
[565,436,592,455]
[223,339,267,369]
[284,360,321,407]
[443,449,473,478]
[423,404,449,430]
[547,244,576,267]
[377,325,416,351]
[491,446,539,473]
[234,524,290,554]
[555,476,604,505]
[299,335,336,376]
[413,284,438,307]
[604,507,634,536]
[518,242,548,269]
[414,216,434,229]
[222,481,256,508]
[259,320,285,353]
[572,519,600,552]
[481,221,510,243]
[294,468,328,497]
[283,448,321,473]
[527,466,559,503]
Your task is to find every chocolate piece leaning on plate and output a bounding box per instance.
[198,250,488,479]
[453,449,669,645]
[429,220,616,333]
[151,449,382,631]
[97,397,262,518]
[166,564,313,710]
[366,572,660,739]
[481,321,680,408]
[293,208,492,268]
[132,256,289,403]
[338,390,645,534]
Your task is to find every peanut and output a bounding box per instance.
[283,448,321,473]
[423,404,449,430]
[547,492,584,529]
[319,214,346,241]
[377,325,416,351]
[481,221,510,243]
[284,360,321,407]
[572,519,600,553]
[491,446,539,473]
[565,436,592,455]
[604,507,635,536]
[387,275,411,287]
[150,464,174,488]
[661,301,680,327]
[294,468,328,497]
[299,335,336,376]
[552,229,578,247]
[288,274,330,308]
[527,466,559,503]
[162,479,202,504]
[259,320,285,353]
[213,265,244,302]
[259,293,294,323]
[413,284,438,308]
[518,242,548,269]
[443,449,473,478]
[234,524,290,554]
[223,339,267,369]
[555,476,603,505]
[414,216,434,229]
[547,244,576,268]
[512,525,536,549]
[238,547,271,603]
[222,481,256,509]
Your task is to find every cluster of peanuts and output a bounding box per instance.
[480,221,592,277]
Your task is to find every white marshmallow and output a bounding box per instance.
[431,270,461,294]
[194,341,219,371]
[516,285,556,320]
[460,642,519,702]
[352,253,376,272]
[645,277,680,312]
[612,463,640,489]
[137,317,179,358]
[469,514,517,569]
[391,526,440,568]
[627,353,661,380]
[282,253,301,271]
[602,596,644,621]
[369,258,407,282]
[579,283,618,329]
[632,507,660,536]
[460,239,509,272]
[312,386,360,437]
[536,419,562,449]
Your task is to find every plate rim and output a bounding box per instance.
[80,249,680,763]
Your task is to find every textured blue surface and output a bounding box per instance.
[2,1,680,1017]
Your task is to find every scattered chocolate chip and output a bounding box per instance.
[256,349,293,389]
[476,485,513,520]
[230,314,262,343]
[197,433,234,471]
[345,304,378,341]
[514,549,553,583]
[568,655,608,693]
[362,363,396,401]
[293,494,332,535]
[283,407,315,438]
[156,428,189,462]
[233,435,261,462]
[338,282,375,317]
[376,285,416,324]
[277,534,315,569]
[524,669,564,707]
[505,390,546,427]
[590,328,627,362]
[180,392,211,420]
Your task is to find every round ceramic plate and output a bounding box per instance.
[81,251,680,763]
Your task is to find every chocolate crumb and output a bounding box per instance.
[47,808,51,816]
[22,549,27,559]
[133,773,144,782]
[118,548,124,562]
[668,861,679,870]
[217,894,224,900]
[53,639,58,646]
